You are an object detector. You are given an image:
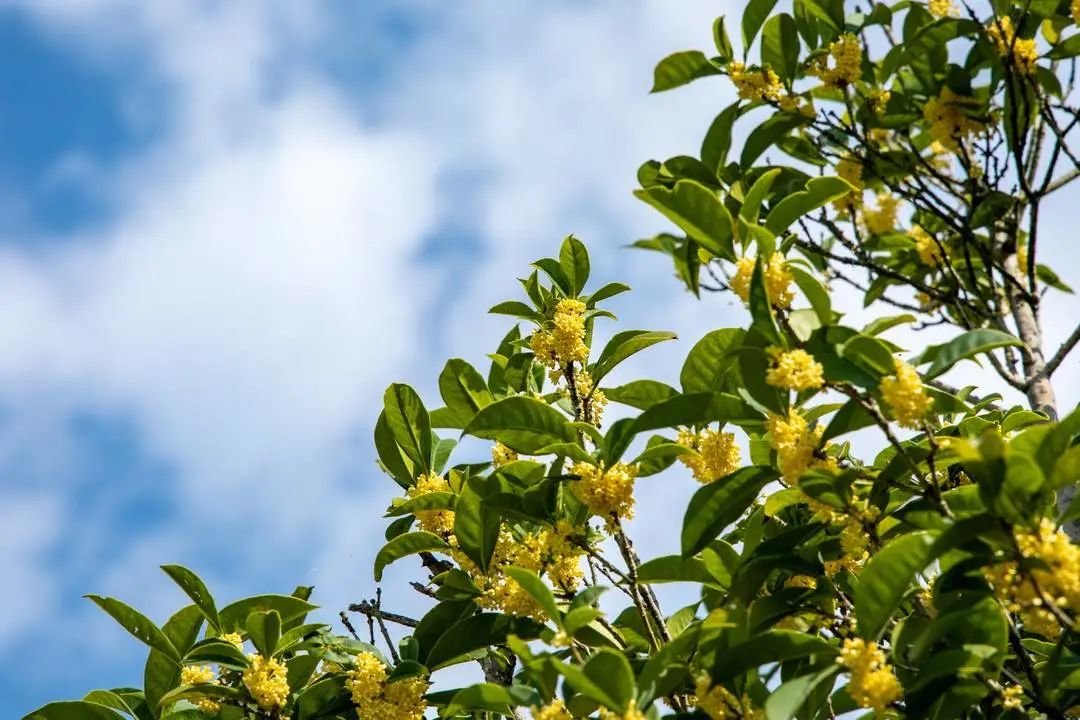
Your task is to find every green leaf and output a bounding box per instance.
[821,399,876,442]
[761,13,799,82]
[157,683,242,709]
[374,411,415,488]
[426,614,544,669]
[742,0,780,51]
[741,113,806,169]
[22,702,127,720]
[374,532,451,582]
[917,329,1024,380]
[218,595,318,633]
[764,667,840,720]
[453,486,500,573]
[711,631,837,680]
[789,266,832,325]
[464,397,578,454]
[855,531,936,640]
[533,258,572,294]
[503,567,561,623]
[438,359,494,426]
[681,329,745,394]
[586,282,631,306]
[632,392,764,435]
[604,380,679,410]
[682,466,778,556]
[765,176,852,234]
[634,181,735,261]
[183,638,249,667]
[591,330,677,385]
[559,236,591,295]
[701,104,739,173]
[637,555,719,586]
[86,595,181,663]
[713,16,734,59]
[749,256,782,343]
[650,50,721,93]
[446,684,540,716]
[160,565,220,632]
[295,676,349,720]
[246,610,281,658]
[488,301,542,321]
[383,384,432,473]
[583,649,635,712]
[144,605,203,718]
[739,168,781,224]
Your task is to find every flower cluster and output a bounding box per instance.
[406,471,455,536]
[985,519,1080,639]
[571,460,638,521]
[242,654,290,711]
[879,359,933,429]
[728,62,782,102]
[929,0,954,17]
[694,675,763,720]
[834,155,864,215]
[923,87,985,151]
[730,254,795,309]
[180,665,219,714]
[838,639,903,713]
[599,699,647,720]
[532,298,589,379]
[676,427,741,483]
[863,192,899,235]
[220,632,244,648]
[346,652,427,720]
[1074,0,1080,25]
[987,16,1037,76]
[911,226,943,266]
[534,698,573,720]
[767,410,831,483]
[491,441,518,468]
[570,368,608,426]
[765,348,825,391]
[809,34,862,88]
[1001,684,1024,711]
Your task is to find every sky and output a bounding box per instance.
[1,1,1077,716]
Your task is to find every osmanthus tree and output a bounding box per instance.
[24,1,1080,720]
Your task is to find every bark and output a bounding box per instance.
[1002,253,1078,538]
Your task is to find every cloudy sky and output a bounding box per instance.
[2,1,1077,716]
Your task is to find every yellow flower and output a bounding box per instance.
[785,574,818,589]
[838,639,903,713]
[809,34,862,88]
[767,410,827,483]
[911,226,943,266]
[242,654,290,711]
[867,88,891,114]
[929,0,954,17]
[220,631,244,648]
[406,471,455,536]
[863,192,899,235]
[534,698,573,720]
[599,699,648,720]
[1073,0,1080,25]
[571,460,637,521]
[923,87,985,151]
[532,298,589,375]
[694,675,763,720]
[570,369,607,426]
[1016,240,1029,272]
[728,62,783,102]
[1001,684,1024,711]
[879,359,933,429]
[987,16,1038,76]
[676,427,741,483]
[181,664,215,686]
[986,519,1080,639]
[729,254,795,309]
[765,348,825,391]
[491,441,518,468]
[834,155,864,214]
[347,651,427,720]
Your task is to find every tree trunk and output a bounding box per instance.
[1002,253,1077,537]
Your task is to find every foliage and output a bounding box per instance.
[25,2,1080,720]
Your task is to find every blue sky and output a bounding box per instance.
[2,2,1078,716]
[0,2,734,714]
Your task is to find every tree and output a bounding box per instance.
[24,2,1080,720]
